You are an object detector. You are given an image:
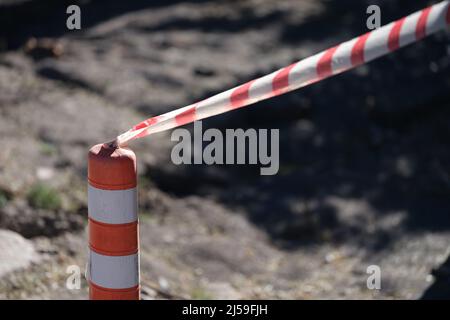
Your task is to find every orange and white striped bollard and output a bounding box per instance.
[87,143,140,300]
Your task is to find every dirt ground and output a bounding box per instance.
[0,0,450,299]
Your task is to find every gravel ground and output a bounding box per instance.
[0,0,450,299]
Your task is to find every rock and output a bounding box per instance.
[0,229,38,278]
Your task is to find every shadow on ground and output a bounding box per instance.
[422,255,450,299]
[143,0,450,251]
[0,0,211,50]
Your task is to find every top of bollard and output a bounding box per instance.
[88,143,137,190]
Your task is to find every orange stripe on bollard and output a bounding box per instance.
[88,144,137,190]
[89,218,138,256]
[89,281,140,300]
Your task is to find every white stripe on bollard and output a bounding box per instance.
[89,250,139,289]
[88,185,137,224]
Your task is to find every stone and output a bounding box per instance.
[0,229,38,278]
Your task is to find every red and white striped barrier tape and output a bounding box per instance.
[116,1,450,147]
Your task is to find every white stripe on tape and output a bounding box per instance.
[331,38,358,73]
[289,52,322,90]
[428,1,449,34]
[197,88,234,120]
[89,250,139,289]
[88,185,137,224]
[249,71,277,101]
[399,10,421,47]
[364,23,391,63]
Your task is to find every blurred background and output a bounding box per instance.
[0,0,449,299]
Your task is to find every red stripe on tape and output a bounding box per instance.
[351,33,371,66]
[272,63,297,96]
[416,7,432,40]
[175,106,196,126]
[317,45,339,79]
[135,116,159,138]
[388,17,406,51]
[133,122,147,131]
[230,80,255,109]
